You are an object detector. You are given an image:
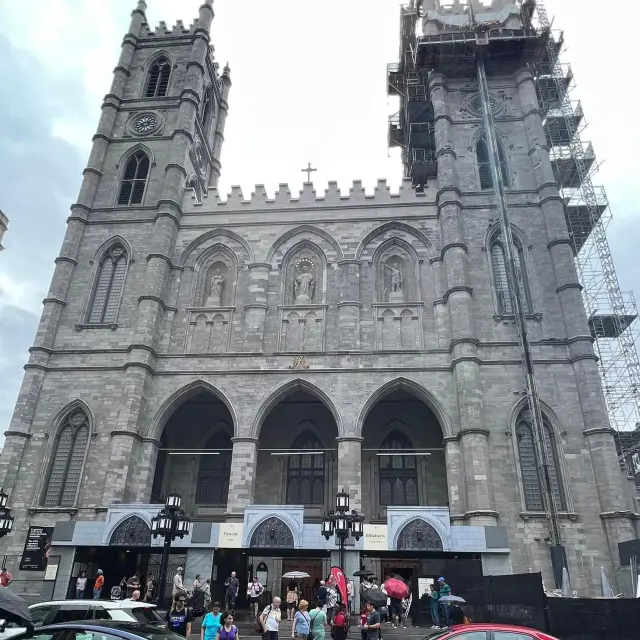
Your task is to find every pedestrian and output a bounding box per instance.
[292,599,310,640]
[173,567,185,598]
[204,578,212,610]
[370,578,379,590]
[429,583,440,629]
[437,577,451,628]
[119,576,128,600]
[166,592,193,637]
[224,571,240,613]
[316,580,327,608]
[76,570,87,599]
[285,582,298,621]
[247,575,264,619]
[217,611,239,640]
[389,590,402,629]
[346,580,353,615]
[201,602,223,640]
[260,596,281,640]
[309,601,327,640]
[331,603,348,640]
[362,602,380,640]
[359,607,368,640]
[145,575,156,602]
[126,573,141,598]
[194,573,202,590]
[0,567,11,588]
[325,581,337,624]
[93,569,104,600]
[131,590,141,602]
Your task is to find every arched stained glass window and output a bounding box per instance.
[379,430,418,506]
[286,431,324,505]
[516,409,566,511]
[490,233,530,314]
[477,137,510,190]
[88,244,128,324]
[145,57,171,98]
[195,430,232,505]
[117,150,150,206]
[43,409,90,507]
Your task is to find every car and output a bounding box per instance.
[0,621,185,640]
[0,600,165,640]
[427,623,561,640]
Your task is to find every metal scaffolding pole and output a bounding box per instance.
[476,50,566,587]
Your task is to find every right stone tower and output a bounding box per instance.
[389,0,639,592]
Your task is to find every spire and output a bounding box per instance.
[197,0,215,32]
[223,62,231,76]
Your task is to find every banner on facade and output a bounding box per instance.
[362,524,388,551]
[19,526,54,571]
[218,523,243,548]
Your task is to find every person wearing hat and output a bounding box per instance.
[173,566,185,597]
[437,577,451,628]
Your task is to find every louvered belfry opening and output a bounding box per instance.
[145,57,171,98]
[117,151,150,206]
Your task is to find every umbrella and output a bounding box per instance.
[362,588,387,607]
[0,589,32,627]
[353,570,375,578]
[439,595,466,604]
[282,571,310,579]
[600,566,614,598]
[384,577,409,600]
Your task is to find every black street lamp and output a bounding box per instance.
[0,490,14,540]
[151,493,190,606]
[322,489,364,572]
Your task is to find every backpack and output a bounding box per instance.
[255,605,271,635]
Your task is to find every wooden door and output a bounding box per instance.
[281,558,324,602]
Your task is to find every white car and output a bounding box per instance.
[0,599,165,639]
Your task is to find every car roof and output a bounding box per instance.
[30,601,157,610]
[451,623,557,637]
[38,621,178,638]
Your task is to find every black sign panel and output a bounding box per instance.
[19,526,54,571]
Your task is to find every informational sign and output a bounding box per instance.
[44,556,59,581]
[218,522,243,548]
[417,577,434,599]
[20,526,54,571]
[362,524,388,551]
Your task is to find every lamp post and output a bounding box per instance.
[151,493,190,606]
[321,489,364,572]
[0,490,14,541]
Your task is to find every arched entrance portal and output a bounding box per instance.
[361,388,447,520]
[396,519,443,552]
[151,389,234,515]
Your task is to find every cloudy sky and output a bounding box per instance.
[0,0,638,437]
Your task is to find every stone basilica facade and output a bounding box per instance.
[0,0,637,600]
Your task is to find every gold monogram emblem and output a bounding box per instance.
[289,355,310,370]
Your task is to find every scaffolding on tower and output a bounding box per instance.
[388,0,640,474]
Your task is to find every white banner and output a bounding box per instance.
[362,524,388,551]
[218,523,244,548]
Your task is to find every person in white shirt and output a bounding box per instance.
[76,571,87,599]
[172,567,185,597]
[260,597,281,640]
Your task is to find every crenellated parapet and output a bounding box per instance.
[192,178,432,211]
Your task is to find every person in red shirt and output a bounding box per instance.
[332,604,348,640]
[0,568,12,587]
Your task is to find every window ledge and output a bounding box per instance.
[75,323,119,332]
[520,511,578,522]
[28,506,78,516]
[494,313,542,322]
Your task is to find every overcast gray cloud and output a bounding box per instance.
[0,0,638,437]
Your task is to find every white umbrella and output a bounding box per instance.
[600,566,614,598]
[282,571,310,579]
[439,595,466,604]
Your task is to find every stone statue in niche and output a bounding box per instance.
[294,264,315,305]
[205,269,225,307]
[384,261,404,303]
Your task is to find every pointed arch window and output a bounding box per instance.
[145,57,171,98]
[477,137,510,190]
[43,409,90,507]
[490,232,530,314]
[88,243,128,324]
[516,409,566,511]
[201,85,215,130]
[117,150,150,206]
[379,430,418,506]
[286,431,324,505]
[196,430,232,505]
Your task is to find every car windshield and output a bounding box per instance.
[126,608,165,625]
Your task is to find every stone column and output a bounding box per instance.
[244,263,270,351]
[336,436,363,510]
[430,73,496,524]
[459,430,497,525]
[337,260,362,350]
[443,437,465,522]
[516,70,634,537]
[226,437,258,515]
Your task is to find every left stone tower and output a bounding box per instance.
[0,0,230,573]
